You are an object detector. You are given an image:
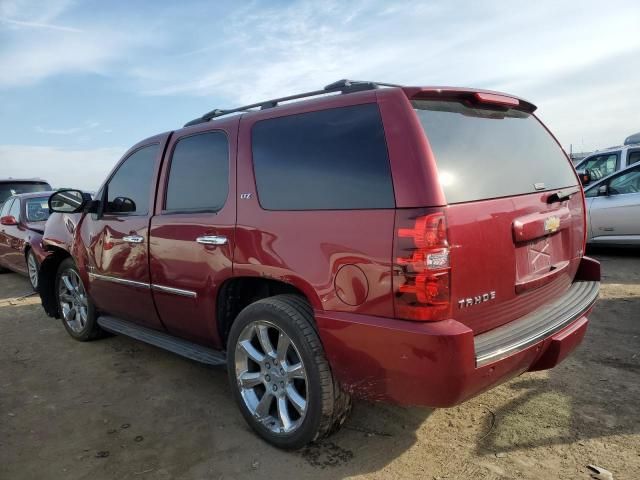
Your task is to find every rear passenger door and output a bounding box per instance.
[149,120,237,348]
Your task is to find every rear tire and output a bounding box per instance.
[227,294,351,449]
[56,258,104,341]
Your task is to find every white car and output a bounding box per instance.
[584,162,640,246]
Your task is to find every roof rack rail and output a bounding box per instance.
[183,79,402,127]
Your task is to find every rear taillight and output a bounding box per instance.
[393,208,451,321]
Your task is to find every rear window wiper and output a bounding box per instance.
[546,186,581,204]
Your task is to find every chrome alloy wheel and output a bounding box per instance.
[58,269,89,333]
[235,320,308,434]
[27,253,38,290]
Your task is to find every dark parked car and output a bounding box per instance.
[0,178,52,206]
[0,191,53,289]
[38,80,600,449]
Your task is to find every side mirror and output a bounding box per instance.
[0,215,18,226]
[598,184,609,196]
[108,196,136,213]
[48,189,87,213]
[579,170,591,185]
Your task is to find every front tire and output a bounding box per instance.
[26,250,39,291]
[56,258,103,341]
[227,294,351,449]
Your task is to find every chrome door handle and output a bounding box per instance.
[196,235,228,246]
[123,235,144,244]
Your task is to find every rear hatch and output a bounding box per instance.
[412,97,584,334]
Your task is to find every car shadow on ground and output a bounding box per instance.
[475,294,640,457]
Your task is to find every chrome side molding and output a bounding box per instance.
[88,272,150,289]
[151,284,197,298]
[89,273,197,299]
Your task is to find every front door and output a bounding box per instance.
[83,138,168,330]
[588,165,640,243]
[149,122,237,348]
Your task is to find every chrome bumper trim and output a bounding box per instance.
[474,280,599,367]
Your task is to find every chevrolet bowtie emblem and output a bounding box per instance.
[544,216,560,234]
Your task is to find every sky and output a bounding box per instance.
[0,0,639,190]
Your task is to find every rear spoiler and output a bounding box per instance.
[402,87,537,113]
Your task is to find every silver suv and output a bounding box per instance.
[576,137,640,185]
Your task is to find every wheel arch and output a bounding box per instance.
[216,276,318,346]
[38,246,72,318]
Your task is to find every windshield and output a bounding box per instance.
[25,196,51,222]
[412,100,577,204]
[0,182,51,204]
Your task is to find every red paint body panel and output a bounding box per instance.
[376,88,445,208]
[528,316,589,372]
[445,192,584,334]
[317,309,589,406]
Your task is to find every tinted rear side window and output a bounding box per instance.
[413,100,577,204]
[251,104,395,210]
[165,132,229,212]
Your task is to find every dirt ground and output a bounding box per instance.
[1,250,639,480]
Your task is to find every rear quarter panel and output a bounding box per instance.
[234,92,396,316]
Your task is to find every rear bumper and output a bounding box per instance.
[316,259,600,407]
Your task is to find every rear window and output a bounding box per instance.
[412,100,577,204]
[251,104,395,210]
[0,181,51,204]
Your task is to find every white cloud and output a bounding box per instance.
[136,0,640,150]
[35,121,100,135]
[0,17,82,32]
[2,0,639,157]
[0,145,124,190]
[0,0,156,88]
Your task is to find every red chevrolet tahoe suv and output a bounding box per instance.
[38,80,600,449]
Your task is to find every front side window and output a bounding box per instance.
[608,167,640,195]
[105,144,159,215]
[25,196,51,222]
[0,198,14,217]
[165,132,229,212]
[581,153,619,177]
[251,104,395,210]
